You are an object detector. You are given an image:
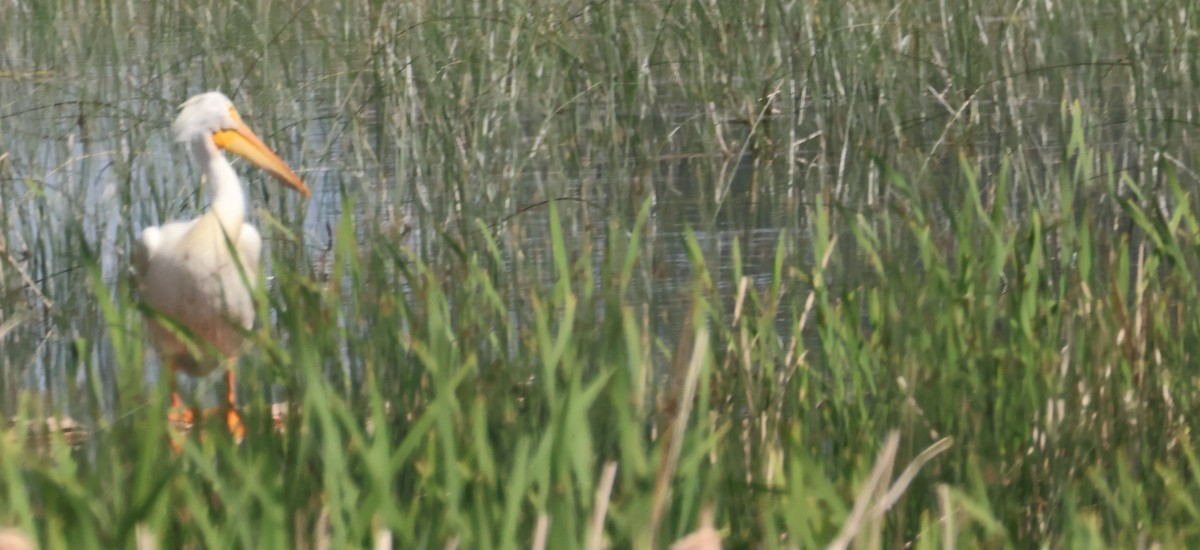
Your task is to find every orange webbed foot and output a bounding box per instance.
[167,392,195,454]
[226,407,246,444]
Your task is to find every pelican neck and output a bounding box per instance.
[189,135,246,230]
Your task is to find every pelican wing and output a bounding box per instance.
[135,215,259,375]
[230,223,262,330]
[134,220,197,281]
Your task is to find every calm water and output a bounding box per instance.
[0,4,1176,418]
[0,85,808,414]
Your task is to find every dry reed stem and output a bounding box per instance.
[374,528,392,550]
[828,434,955,549]
[650,325,710,547]
[827,433,900,550]
[669,505,721,550]
[586,461,619,550]
[135,524,157,550]
[531,514,549,550]
[0,530,34,550]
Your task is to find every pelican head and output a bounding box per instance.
[173,91,311,197]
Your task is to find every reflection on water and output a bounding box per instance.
[0,86,808,417]
[0,6,1181,420]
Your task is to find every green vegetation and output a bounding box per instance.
[3,0,1200,547]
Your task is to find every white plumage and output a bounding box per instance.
[133,92,309,423]
[134,209,263,375]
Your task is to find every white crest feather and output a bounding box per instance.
[172,91,237,143]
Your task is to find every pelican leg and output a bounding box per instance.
[225,369,246,443]
[167,375,196,427]
[166,374,194,454]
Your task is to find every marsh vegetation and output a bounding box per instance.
[3,0,1200,547]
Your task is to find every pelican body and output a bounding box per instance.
[134,92,309,428]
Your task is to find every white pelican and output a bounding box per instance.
[133,91,310,439]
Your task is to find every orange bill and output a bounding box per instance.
[212,107,311,197]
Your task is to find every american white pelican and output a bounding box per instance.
[133,91,310,439]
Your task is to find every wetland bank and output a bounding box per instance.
[3,0,1200,547]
